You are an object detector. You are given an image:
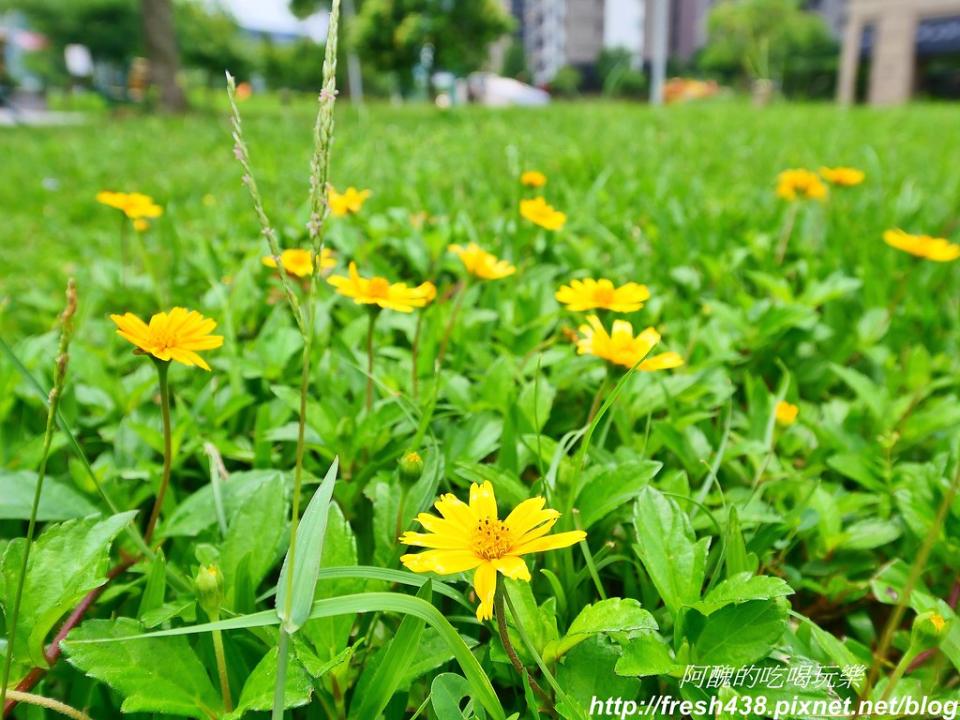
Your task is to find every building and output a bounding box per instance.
[838,0,960,104]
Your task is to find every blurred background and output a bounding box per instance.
[0,0,958,123]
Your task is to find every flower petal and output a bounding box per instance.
[473,562,497,621]
[512,530,587,556]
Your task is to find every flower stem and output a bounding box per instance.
[586,371,609,424]
[2,690,91,720]
[436,280,467,369]
[210,619,233,712]
[143,359,172,544]
[493,582,551,708]
[366,310,377,412]
[775,201,800,265]
[411,312,424,400]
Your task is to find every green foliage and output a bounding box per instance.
[352,0,513,83]
[550,65,582,97]
[699,0,832,83]
[596,47,647,98]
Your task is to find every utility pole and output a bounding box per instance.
[649,0,669,105]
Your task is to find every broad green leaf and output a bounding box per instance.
[0,510,137,666]
[840,518,901,550]
[276,457,338,632]
[691,573,794,616]
[0,470,98,520]
[164,470,287,537]
[431,673,473,720]
[615,630,678,677]
[694,599,788,666]
[633,487,709,613]
[576,460,661,529]
[349,582,431,719]
[63,618,222,717]
[724,507,758,576]
[224,646,312,718]
[556,636,638,719]
[544,598,657,662]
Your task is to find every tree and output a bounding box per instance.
[352,0,513,91]
[141,0,187,111]
[699,0,831,84]
[176,2,253,86]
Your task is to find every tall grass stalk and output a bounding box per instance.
[227,2,341,717]
[0,279,77,712]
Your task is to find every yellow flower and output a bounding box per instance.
[520,197,566,231]
[133,218,150,233]
[400,481,586,621]
[775,170,828,201]
[819,166,865,187]
[110,308,224,371]
[775,400,799,426]
[97,191,163,220]
[883,229,960,262]
[521,170,546,188]
[576,315,683,371]
[930,613,947,633]
[556,279,650,313]
[328,262,436,312]
[448,243,516,280]
[328,186,371,217]
[262,248,336,278]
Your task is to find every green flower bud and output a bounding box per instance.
[196,563,224,618]
[399,450,424,481]
[911,611,948,648]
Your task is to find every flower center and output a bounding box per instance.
[593,286,615,306]
[367,277,391,298]
[472,517,512,560]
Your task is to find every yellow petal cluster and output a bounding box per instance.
[262,248,336,278]
[448,243,516,280]
[775,400,799,426]
[819,166,865,187]
[520,170,546,188]
[110,308,223,371]
[400,481,586,621]
[97,191,163,220]
[328,186,371,217]
[775,170,828,201]
[556,279,650,313]
[576,316,683,371]
[328,262,436,312]
[520,197,566,231]
[883,229,960,262]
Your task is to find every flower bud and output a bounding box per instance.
[911,611,948,648]
[399,451,424,481]
[196,564,224,618]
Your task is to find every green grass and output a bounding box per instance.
[1,98,960,719]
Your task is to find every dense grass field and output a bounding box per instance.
[2,97,960,719]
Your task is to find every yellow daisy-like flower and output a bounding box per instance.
[775,170,828,201]
[448,243,516,280]
[97,191,163,220]
[262,248,336,278]
[883,229,960,262]
[556,278,650,313]
[576,315,683,371]
[521,170,546,188]
[328,262,436,312]
[520,197,566,231]
[400,481,586,621]
[775,400,799,426]
[328,186,371,217]
[110,308,224,371]
[819,166,865,187]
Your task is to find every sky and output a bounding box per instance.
[218,0,329,40]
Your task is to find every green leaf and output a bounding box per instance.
[0,510,137,665]
[164,470,287,537]
[349,582,431,719]
[633,487,709,613]
[224,646,313,718]
[690,573,794,616]
[544,598,657,662]
[276,457,338,633]
[694,599,788,666]
[615,630,678,677]
[431,673,473,720]
[576,460,661,529]
[0,471,99,521]
[63,618,222,717]
[724,507,758,576]
[556,636,638,719]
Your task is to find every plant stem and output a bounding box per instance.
[411,312,424,400]
[366,310,377,412]
[586,371,609,424]
[211,620,233,712]
[272,629,291,720]
[2,690,91,720]
[493,583,551,708]
[436,280,467,369]
[775,201,800,265]
[143,359,172,544]
[119,214,128,287]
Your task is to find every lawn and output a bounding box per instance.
[1,97,960,719]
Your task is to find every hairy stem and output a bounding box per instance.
[775,201,800,265]
[436,281,467,369]
[3,690,91,720]
[366,310,377,412]
[493,583,551,707]
[143,359,172,544]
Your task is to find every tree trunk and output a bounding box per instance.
[141,0,188,112]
